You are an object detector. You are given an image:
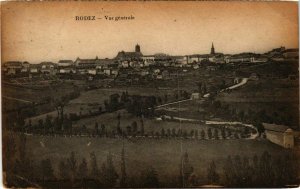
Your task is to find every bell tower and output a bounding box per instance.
[135,44,141,53]
[210,42,215,55]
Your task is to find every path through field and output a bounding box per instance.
[158,115,259,139]
[155,98,192,108]
[204,78,248,98]
[2,95,33,103]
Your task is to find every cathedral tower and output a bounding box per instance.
[210,42,215,55]
[135,44,141,53]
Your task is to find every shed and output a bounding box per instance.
[263,123,294,148]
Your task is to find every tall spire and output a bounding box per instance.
[211,42,215,55]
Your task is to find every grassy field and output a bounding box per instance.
[156,100,207,120]
[25,86,178,125]
[23,135,289,182]
[70,87,176,104]
[216,78,299,127]
[2,83,76,114]
[217,79,298,103]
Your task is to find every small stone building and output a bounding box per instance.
[191,93,200,100]
[263,123,294,148]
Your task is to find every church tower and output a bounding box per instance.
[210,42,215,55]
[135,44,141,53]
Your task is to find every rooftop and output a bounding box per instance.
[263,123,292,133]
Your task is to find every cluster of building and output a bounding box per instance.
[2,43,298,78]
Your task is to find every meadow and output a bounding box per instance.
[24,134,287,183]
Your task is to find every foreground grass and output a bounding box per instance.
[25,135,287,181]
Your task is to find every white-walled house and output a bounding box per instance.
[263,123,295,149]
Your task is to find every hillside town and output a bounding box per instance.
[3,0,300,188]
[2,44,298,80]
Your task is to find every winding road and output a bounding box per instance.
[158,115,259,139]
[204,78,248,98]
[155,77,258,139]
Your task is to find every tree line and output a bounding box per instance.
[3,132,298,188]
[18,113,250,140]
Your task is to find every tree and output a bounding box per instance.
[223,155,235,186]
[63,115,72,132]
[259,151,274,187]
[126,126,132,136]
[201,130,205,139]
[221,128,226,139]
[179,152,194,187]
[59,160,69,180]
[252,154,260,185]
[101,152,119,187]
[207,128,212,139]
[90,152,100,180]
[78,158,88,179]
[117,113,121,121]
[207,160,219,184]
[214,129,219,139]
[117,119,122,136]
[197,82,202,93]
[177,129,182,137]
[44,115,53,132]
[243,127,250,137]
[282,153,298,185]
[104,100,109,112]
[38,119,44,133]
[273,155,286,186]
[234,133,239,139]
[67,151,77,183]
[109,94,120,111]
[172,128,176,137]
[190,130,195,138]
[202,83,207,94]
[132,121,138,133]
[233,155,243,186]
[3,133,17,171]
[241,156,252,186]
[161,128,165,137]
[157,97,162,104]
[238,110,245,121]
[227,129,232,138]
[101,124,105,136]
[140,119,144,136]
[140,166,159,187]
[40,159,54,182]
[120,146,127,187]
[121,92,127,103]
[164,94,168,103]
[195,130,198,139]
[167,129,171,137]
[14,133,34,179]
[52,96,69,128]
[254,122,265,137]
[95,122,99,135]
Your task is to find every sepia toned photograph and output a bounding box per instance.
[1,1,299,188]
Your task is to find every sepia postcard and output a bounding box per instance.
[1,1,299,188]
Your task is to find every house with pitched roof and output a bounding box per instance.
[263,123,295,148]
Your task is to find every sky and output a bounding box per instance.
[1,1,299,64]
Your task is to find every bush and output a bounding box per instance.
[69,113,80,121]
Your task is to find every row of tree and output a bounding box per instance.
[22,117,248,140]
[223,151,299,187]
[3,133,298,188]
